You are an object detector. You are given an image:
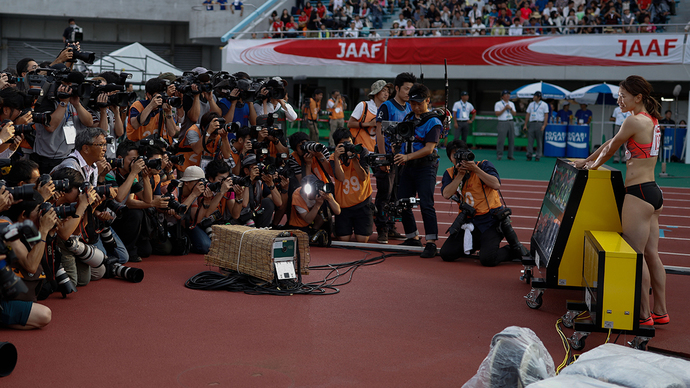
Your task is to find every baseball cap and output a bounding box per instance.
[242,153,258,167]
[563,102,570,105]
[534,91,542,97]
[501,90,510,96]
[409,89,429,102]
[460,91,468,96]
[179,166,205,182]
[191,66,209,75]
[369,80,387,96]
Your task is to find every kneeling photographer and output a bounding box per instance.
[0,200,57,329]
[288,175,341,245]
[439,140,526,266]
[176,111,231,173]
[237,154,282,228]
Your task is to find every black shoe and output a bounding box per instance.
[535,157,540,162]
[388,227,406,240]
[507,156,515,160]
[129,256,142,263]
[377,228,389,244]
[420,242,437,258]
[497,156,502,160]
[526,155,532,161]
[401,238,422,247]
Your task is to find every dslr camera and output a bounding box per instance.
[446,197,477,237]
[175,71,213,95]
[0,221,41,300]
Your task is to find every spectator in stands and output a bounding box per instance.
[471,18,486,36]
[317,1,328,18]
[441,6,452,26]
[469,4,482,24]
[509,17,523,35]
[370,1,384,29]
[280,8,292,25]
[231,0,243,16]
[494,8,511,35]
[650,0,670,26]
[544,10,563,33]
[271,17,285,38]
[416,13,431,35]
[308,8,324,33]
[396,13,408,29]
[622,6,637,32]
[524,15,543,35]
[542,1,557,18]
[203,0,214,11]
[575,103,593,125]
[405,20,416,35]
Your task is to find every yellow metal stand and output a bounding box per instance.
[562,231,654,351]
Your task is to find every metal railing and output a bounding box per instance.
[240,23,689,39]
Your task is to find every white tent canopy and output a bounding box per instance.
[88,42,182,84]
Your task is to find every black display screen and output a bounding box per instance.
[532,159,578,267]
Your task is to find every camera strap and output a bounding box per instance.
[312,156,334,185]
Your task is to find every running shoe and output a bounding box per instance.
[639,316,654,326]
[651,312,669,325]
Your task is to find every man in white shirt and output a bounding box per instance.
[609,106,632,163]
[494,90,516,160]
[542,1,557,19]
[523,91,549,161]
[451,91,476,143]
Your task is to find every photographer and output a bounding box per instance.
[288,175,341,242]
[252,115,289,158]
[174,166,212,253]
[92,72,126,159]
[229,126,253,176]
[0,87,30,158]
[218,72,258,129]
[4,159,55,202]
[237,154,282,228]
[32,66,94,173]
[16,58,39,78]
[287,132,333,183]
[254,78,297,131]
[304,89,323,143]
[50,167,105,286]
[348,80,388,153]
[127,77,179,143]
[439,140,520,266]
[202,159,242,224]
[180,68,222,134]
[330,128,373,242]
[374,72,416,244]
[327,90,347,147]
[106,140,153,262]
[177,112,231,173]
[0,120,21,160]
[0,202,56,329]
[394,83,441,258]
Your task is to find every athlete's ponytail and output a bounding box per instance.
[619,75,661,119]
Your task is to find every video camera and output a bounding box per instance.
[175,71,213,95]
[86,83,137,110]
[212,73,265,103]
[382,197,419,220]
[382,120,417,146]
[361,153,394,168]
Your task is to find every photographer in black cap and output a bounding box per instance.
[394,83,442,258]
[439,139,525,266]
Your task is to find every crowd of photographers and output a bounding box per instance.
[0,45,528,329]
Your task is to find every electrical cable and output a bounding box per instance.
[184,244,419,296]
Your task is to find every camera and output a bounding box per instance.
[103,257,144,283]
[2,72,18,84]
[39,201,78,219]
[454,149,475,162]
[362,153,394,168]
[381,197,419,221]
[107,158,123,169]
[383,120,417,146]
[339,142,366,164]
[303,179,335,196]
[38,174,69,192]
[167,153,185,166]
[12,123,36,137]
[446,201,477,237]
[0,221,41,300]
[159,93,182,109]
[175,71,213,96]
[54,265,76,297]
[250,140,270,160]
[198,210,222,238]
[63,236,105,268]
[301,141,326,153]
[0,180,37,202]
[137,156,162,170]
[31,111,51,126]
[490,207,530,260]
[230,174,252,188]
[213,118,239,134]
[255,114,284,138]
[94,184,113,199]
[65,43,96,64]
[164,194,188,215]
[256,162,276,176]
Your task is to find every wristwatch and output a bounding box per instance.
[59,101,68,107]
[267,185,276,190]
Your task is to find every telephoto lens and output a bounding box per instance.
[301,141,325,153]
[54,202,79,219]
[0,260,28,300]
[107,158,124,169]
[63,236,105,268]
[55,265,76,298]
[104,258,144,283]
